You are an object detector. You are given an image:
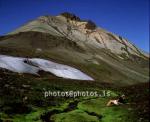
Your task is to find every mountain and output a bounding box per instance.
[0,12,149,122]
[0,12,149,85]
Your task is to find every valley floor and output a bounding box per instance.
[0,69,149,122]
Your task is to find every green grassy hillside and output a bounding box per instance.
[0,69,149,122]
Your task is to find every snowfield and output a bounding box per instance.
[0,55,93,81]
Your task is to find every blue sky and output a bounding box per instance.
[0,0,149,52]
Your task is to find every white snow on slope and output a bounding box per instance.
[0,55,93,81]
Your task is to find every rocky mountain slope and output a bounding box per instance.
[0,12,149,85]
[8,12,149,58]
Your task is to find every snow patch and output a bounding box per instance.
[0,55,93,81]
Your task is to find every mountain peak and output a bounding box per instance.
[60,12,81,21]
[60,12,97,30]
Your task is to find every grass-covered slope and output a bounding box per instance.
[0,69,149,122]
